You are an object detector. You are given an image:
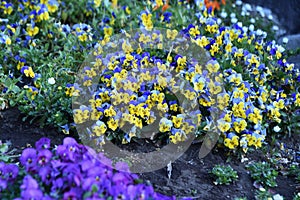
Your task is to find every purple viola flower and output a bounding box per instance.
[0,162,5,178]
[56,137,81,162]
[0,162,8,191]
[62,164,83,187]
[0,179,7,192]
[63,187,82,200]
[38,166,53,185]
[35,137,51,150]
[20,148,37,172]
[51,177,64,193]
[97,153,112,168]
[4,164,18,181]
[37,149,52,166]
[20,175,43,200]
[114,161,130,173]
[133,184,156,200]
[109,184,128,200]
[21,188,44,200]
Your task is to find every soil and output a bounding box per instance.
[0,107,299,200]
[0,107,66,151]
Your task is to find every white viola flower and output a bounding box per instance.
[249,24,255,32]
[277,45,285,53]
[250,18,256,23]
[244,3,252,11]
[256,29,263,36]
[268,14,273,20]
[220,11,227,18]
[48,77,56,85]
[273,126,281,133]
[272,25,279,31]
[231,18,238,24]
[273,194,284,200]
[282,37,289,44]
[256,5,263,12]
[236,0,242,6]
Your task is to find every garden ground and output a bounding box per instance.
[1,107,299,199]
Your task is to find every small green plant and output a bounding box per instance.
[289,164,300,183]
[0,72,21,109]
[246,161,278,188]
[254,188,273,200]
[0,140,18,162]
[293,193,300,200]
[234,197,247,200]
[211,164,238,185]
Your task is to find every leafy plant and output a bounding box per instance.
[254,188,273,200]
[288,164,300,183]
[0,137,173,199]
[211,164,238,185]
[0,140,18,163]
[293,193,300,200]
[0,72,21,109]
[246,162,278,187]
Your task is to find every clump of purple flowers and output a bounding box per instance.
[0,137,177,200]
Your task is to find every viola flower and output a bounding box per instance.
[293,93,300,107]
[56,137,81,162]
[6,23,17,35]
[21,66,35,78]
[170,128,185,144]
[65,83,81,97]
[224,133,239,149]
[35,137,51,150]
[37,149,52,166]
[217,119,231,133]
[23,85,39,100]
[140,11,153,31]
[47,0,59,13]
[20,148,37,172]
[36,4,50,21]
[26,24,39,37]
[2,2,13,15]
[38,166,53,185]
[6,164,18,181]
[92,120,107,136]
[63,187,82,200]
[0,34,11,45]
[162,11,172,23]
[73,23,93,42]
[20,175,43,199]
[233,118,247,133]
[159,117,173,132]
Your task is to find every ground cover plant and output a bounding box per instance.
[0,0,299,199]
[211,164,238,185]
[0,137,181,199]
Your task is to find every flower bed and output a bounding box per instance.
[0,0,300,199]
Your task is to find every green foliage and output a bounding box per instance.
[254,188,273,200]
[293,193,300,200]
[0,72,21,108]
[0,140,17,162]
[289,164,300,183]
[246,161,278,188]
[211,164,238,185]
